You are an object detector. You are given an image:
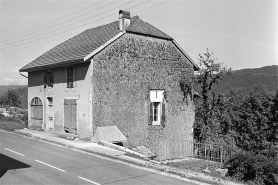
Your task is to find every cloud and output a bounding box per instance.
[0,78,27,85]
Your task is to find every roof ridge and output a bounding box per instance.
[126,17,172,40]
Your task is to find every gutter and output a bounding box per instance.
[19,72,28,78]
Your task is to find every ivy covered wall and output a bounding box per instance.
[92,33,195,159]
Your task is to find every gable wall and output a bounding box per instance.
[92,33,195,159]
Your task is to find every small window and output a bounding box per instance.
[47,97,53,105]
[66,67,74,88]
[149,90,165,126]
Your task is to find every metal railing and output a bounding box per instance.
[154,139,236,163]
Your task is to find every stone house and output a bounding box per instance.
[19,10,199,159]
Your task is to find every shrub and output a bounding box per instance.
[224,150,278,184]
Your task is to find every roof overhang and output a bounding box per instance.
[19,59,84,72]
[172,40,200,71]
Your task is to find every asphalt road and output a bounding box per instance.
[0,131,199,185]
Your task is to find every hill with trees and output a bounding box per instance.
[211,65,278,95]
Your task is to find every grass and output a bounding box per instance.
[0,115,27,131]
[165,158,222,171]
[0,120,27,131]
[164,158,230,180]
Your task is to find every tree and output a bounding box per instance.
[0,89,21,107]
[233,86,277,153]
[194,49,232,143]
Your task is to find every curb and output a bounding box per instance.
[13,129,237,185]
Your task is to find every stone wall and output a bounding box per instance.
[92,33,195,159]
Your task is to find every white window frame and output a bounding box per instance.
[152,102,162,125]
[150,90,164,126]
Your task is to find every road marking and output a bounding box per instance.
[78,176,101,185]
[4,148,25,156]
[34,159,66,172]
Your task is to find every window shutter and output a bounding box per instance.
[161,103,166,127]
[50,71,54,87]
[44,71,47,88]
[149,102,153,125]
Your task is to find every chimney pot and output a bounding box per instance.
[119,10,131,31]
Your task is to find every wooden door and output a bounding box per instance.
[64,99,77,135]
[30,97,43,129]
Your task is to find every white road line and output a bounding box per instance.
[78,176,101,185]
[4,148,25,156]
[34,159,66,173]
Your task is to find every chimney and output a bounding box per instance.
[119,10,130,31]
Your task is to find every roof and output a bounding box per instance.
[20,16,198,72]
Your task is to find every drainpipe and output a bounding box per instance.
[19,72,28,78]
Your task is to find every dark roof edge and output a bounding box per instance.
[19,59,86,72]
[172,40,200,71]
[126,30,173,41]
[83,32,125,61]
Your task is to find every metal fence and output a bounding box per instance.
[154,139,236,163]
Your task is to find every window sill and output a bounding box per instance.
[152,122,161,126]
[150,124,165,130]
[65,88,75,92]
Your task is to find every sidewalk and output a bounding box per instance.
[13,128,242,185]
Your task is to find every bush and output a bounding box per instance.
[224,151,278,184]
[0,114,27,131]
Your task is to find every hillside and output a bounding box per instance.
[212,65,278,94]
[0,85,28,108]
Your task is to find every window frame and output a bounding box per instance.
[149,90,165,126]
[152,102,162,125]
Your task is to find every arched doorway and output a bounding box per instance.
[30,97,43,129]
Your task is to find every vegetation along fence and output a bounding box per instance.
[155,139,236,163]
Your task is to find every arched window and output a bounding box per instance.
[31,97,42,105]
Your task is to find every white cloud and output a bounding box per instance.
[0,78,27,85]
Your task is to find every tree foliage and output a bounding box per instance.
[194,49,278,184]
[225,150,278,185]
[194,49,232,143]
[233,86,276,152]
[0,89,22,107]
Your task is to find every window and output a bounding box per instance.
[47,97,53,105]
[44,71,53,87]
[149,90,165,126]
[31,97,42,105]
[66,66,74,88]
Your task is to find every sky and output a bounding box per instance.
[0,0,277,85]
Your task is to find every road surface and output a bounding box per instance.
[0,131,200,185]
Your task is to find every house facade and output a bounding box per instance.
[20,10,199,159]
